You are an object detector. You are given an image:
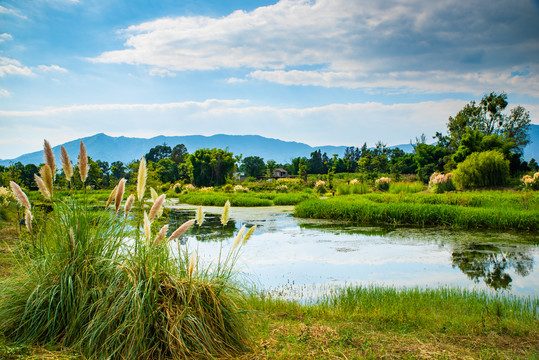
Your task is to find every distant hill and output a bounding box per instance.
[1,125,537,167]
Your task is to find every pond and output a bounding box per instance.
[168,204,539,300]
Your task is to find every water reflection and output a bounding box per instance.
[451,243,534,290]
[168,204,539,297]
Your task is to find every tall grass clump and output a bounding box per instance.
[0,141,253,359]
[388,181,425,194]
[428,172,456,193]
[452,150,510,189]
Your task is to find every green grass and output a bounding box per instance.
[295,192,539,230]
[245,286,538,359]
[388,181,425,194]
[178,191,315,207]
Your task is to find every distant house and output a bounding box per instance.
[273,168,288,178]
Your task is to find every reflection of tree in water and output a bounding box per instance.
[167,209,238,242]
[452,242,534,290]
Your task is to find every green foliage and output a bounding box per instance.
[145,144,172,162]
[388,181,425,194]
[188,148,235,187]
[452,150,510,189]
[295,192,538,230]
[240,156,266,177]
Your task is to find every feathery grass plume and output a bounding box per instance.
[232,224,246,250]
[43,139,56,182]
[168,219,195,241]
[25,209,32,232]
[9,181,31,210]
[143,211,151,242]
[150,187,158,201]
[39,164,54,197]
[105,185,118,209]
[114,178,126,215]
[196,206,205,226]
[152,224,169,247]
[221,199,231,226]
[79,140,88,183]
[149,194,165,221]
[242,225,257,244]
[34,174,51,199]
[124,194,135,217]
[60,145,73,182]
[188,253,196,277]
[137,157,147,201]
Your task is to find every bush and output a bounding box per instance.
[521,172,539,190]
[452,151,509,189]
[374,177,391,191]
[428,173,456,194]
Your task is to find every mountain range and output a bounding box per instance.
[1,124,538,167]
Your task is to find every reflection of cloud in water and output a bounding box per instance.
[169,204,539,298]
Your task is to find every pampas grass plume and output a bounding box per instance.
[242,225,257,244]
[43,140,56,182]
[124,194,135,217]
[105,185,118,209]
[168,219,195,241]
[137,157,147,201]
[9,181,31,210]
[60,146,73,182]
[40,164,54,197]
[79,141,88,183]
[188,253,196,278]
[25,209,32,233]
[114,178,126,215]
[196,206,205,227]
[34,174,51,200]
[221,200,230,226]
[149,194,165,221]
[232,224,246,250]
[150,187,158,201]
[152,224,169,247]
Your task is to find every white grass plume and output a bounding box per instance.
[9,181,31,210]
[79,141,88,183]
[137,157,147,201]
[221,200,231,226]
[43,140,56,182]
[60,146,73,182]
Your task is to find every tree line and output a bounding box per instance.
[1,92,536,189]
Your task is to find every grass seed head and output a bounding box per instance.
[39,164,54,198]
[137,157,147,201]
[149,194,165,221]
[34,174,51,200]
[60,146,73,182]
[43,140,56,182]
[196,206,205,227]
[79,140,88,183]
[150,187,158,201]
[25,209,32,232]
[124,194,135,217]
[115,178,126,215]
[153,224,169,247]
[242,225,257,244]
[143,211,151,242]
[105,185,118,209]
[221,200,231,226]
[233,224,246,250]
[9,181,31,210]
[168,219,195,241]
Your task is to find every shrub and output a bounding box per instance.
[452,151,509,189]
[428,173,456,194]
[314,180,327,194]
[222,184,234,193]
[234,184,249,193]
[375,177,391,191]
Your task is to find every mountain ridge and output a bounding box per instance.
[1,125,537,166]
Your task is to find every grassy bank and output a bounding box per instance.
[178,192,314,207]
[295,192,539,230]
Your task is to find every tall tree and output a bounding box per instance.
[171,144,188,164]
[145,144,172,163]
[240,156,266,177]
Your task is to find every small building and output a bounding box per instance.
[273,168,288,178]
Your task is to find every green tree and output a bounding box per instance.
[266,159,277,177]
[240,156,266,177]
[187,148,235,187]
[171,144,188,164]
[452,150,509,189]
[145,144,172,163]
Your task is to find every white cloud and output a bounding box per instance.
[148,67,176,77]
[37,64,68,73]
[0,57,34,77]
[0,33,13,42]
[2,98,537,159]
[0,89,10,97]
[0,5,27,19]
[91,0,539,95]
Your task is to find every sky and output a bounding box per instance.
[1,0,539,160]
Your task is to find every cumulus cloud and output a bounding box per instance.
[92,0,539,95]
[0,57,34,77]
[0,89,10,97]
[0,5,27,19]
[37,64,68,73]
[0,33,13,42]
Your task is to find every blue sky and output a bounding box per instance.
[1,0,539,159]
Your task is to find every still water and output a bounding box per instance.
[168,204,538,299]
